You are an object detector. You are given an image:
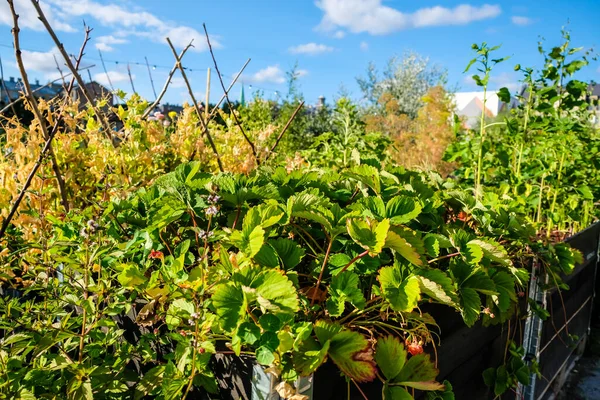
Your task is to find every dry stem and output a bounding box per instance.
[166,38,224,172]
[29,0,114,144]
[8,0,69,212]
[203,23,259,165]
[265,100,305,161]
[142,43,193,119]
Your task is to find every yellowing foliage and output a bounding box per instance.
[365,86,455,175]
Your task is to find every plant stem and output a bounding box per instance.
[338,250,369,275]
[475,83,487,198]
[311,237,334,306]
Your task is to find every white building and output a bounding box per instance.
[452,91,503,128]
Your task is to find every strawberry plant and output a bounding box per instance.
[1,156,581,399]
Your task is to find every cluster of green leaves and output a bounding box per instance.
[0,156,581,399]
[446,30,599,236]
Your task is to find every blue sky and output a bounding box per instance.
[0,0,599,107]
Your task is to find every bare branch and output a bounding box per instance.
[8,0,69,212]
[1,2,93,239]
[127,63,136,94]
[0,65,95,115]
[145,56,158,100]
[0,55,19,117]
[29,0,114,144]
[142,43,193,119]
[265,101,305,161]
[203,23,259,165]
[206,58,251,121]
[98,50,114,92]
[166,38,224,172]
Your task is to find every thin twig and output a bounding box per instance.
[311,237,333,306]
[145,56,158,99]
[0,55,18,117]
[0,65,95,115]
[8,0,69,212]
[30,0,114,144]
[206,58,251,121]
[142,43,193,119]
[203,23,259,165]
[98,49,114,92]
[0,7,92,240]
[265,100,305,161]
[53,54,67,90]
[127,63,136,93]
[166,38,224,172]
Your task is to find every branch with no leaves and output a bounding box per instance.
[1,7,93,240]
[8,0,69,212]
[166,38,224,172]
[29,0,115,145]
[142,43,193,119]
[264,100,305,161]
[0,64,95,115]
[203,23,259,166]
[206,58,251,121]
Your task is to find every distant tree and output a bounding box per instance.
[357,51,447,118]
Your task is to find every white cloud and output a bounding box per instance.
[95,35,128,52]
[333,30,346,39]
[315,0,501,35]
[360,41,369,51]
[289,43,334,55]
[247,65,286,84]
[170,77,186,89]
[0,0,74,32]
[20,47,63,74]
[511,16,533,26]
[93,70,132,87]
[45,0,221,51]
[297,69,309,78]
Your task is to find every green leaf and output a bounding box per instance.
[462,270,497,295]
[459,287,481,327]
[253,270,300,316]
[259,314,282,332]
[256,346,275,365]
[212,283,246,331]
[386,197,422,225]
[423,235,440,258]
[463,241,483,264]
[468,239,512,266]
[375,336,407,381]
[394,353,443,390]
[117,264,147,288]
[166,298,195,329]
[490,271,516,313]
[415,269,458,306]
[326,271,366,317]
[385,228,424,266]
[379,265,421,312]
[135,365,165,399]
[494,365,509,395]
[253,244,280,268]
[383,385,413,400]
[329,329,376,382]
[344,164,381,194]
[347,218,389,256]
[237,322,261,345]
[231,225,265,258]
[293,336,331,376]
[497,87,511,103]
[269,238,305,269]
